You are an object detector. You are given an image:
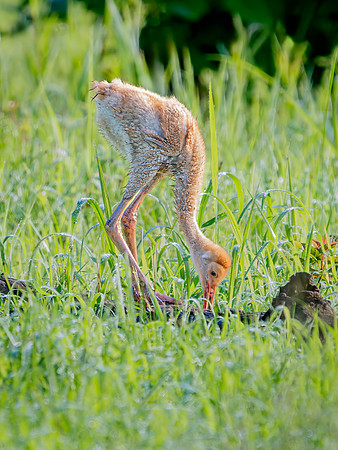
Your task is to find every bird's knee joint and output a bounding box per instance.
[105,220,120,238]
[121,211,137,229]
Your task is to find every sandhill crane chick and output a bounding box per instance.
[92,79,231,309]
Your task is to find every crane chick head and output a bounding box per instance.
[191,240,231,309]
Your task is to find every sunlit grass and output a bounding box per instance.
[0,0,337,447]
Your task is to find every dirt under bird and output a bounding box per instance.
[91,79,231,309]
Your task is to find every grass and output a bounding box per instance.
[0,0,338,448]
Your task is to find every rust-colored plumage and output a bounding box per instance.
[92,79,231,308]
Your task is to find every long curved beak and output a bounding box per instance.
[203,280,216,310]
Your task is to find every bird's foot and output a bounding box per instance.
[132,284,153,309]
[132,278,181,308]
[155,292,181,306]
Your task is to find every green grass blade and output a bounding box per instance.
[86,32,94,173]
[96,151,112,218]
[27,231,95,278]
[197,178,213,227]
[323,48,338,156]
[41,86,64,150]
[209,83,218,198]
[206,193,242,245]
[287,157,296,228]
[0,238,6,268]
[226,172,244,217]
[71,197,115,255]
[303,225,314,272]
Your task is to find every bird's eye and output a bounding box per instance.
[210,270,217,277]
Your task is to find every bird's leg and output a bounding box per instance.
[105,197,155,307]
[121,173,164,263]
[121,175,160,303]
[105,165,171,307]
[121,173,181,306]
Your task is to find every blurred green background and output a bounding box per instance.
[2,0,338,83]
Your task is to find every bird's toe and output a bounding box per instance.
[155,292,181,306]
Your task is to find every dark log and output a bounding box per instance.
[1,272,336,332]
[261,272,335,328]
[0,274,34,296]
